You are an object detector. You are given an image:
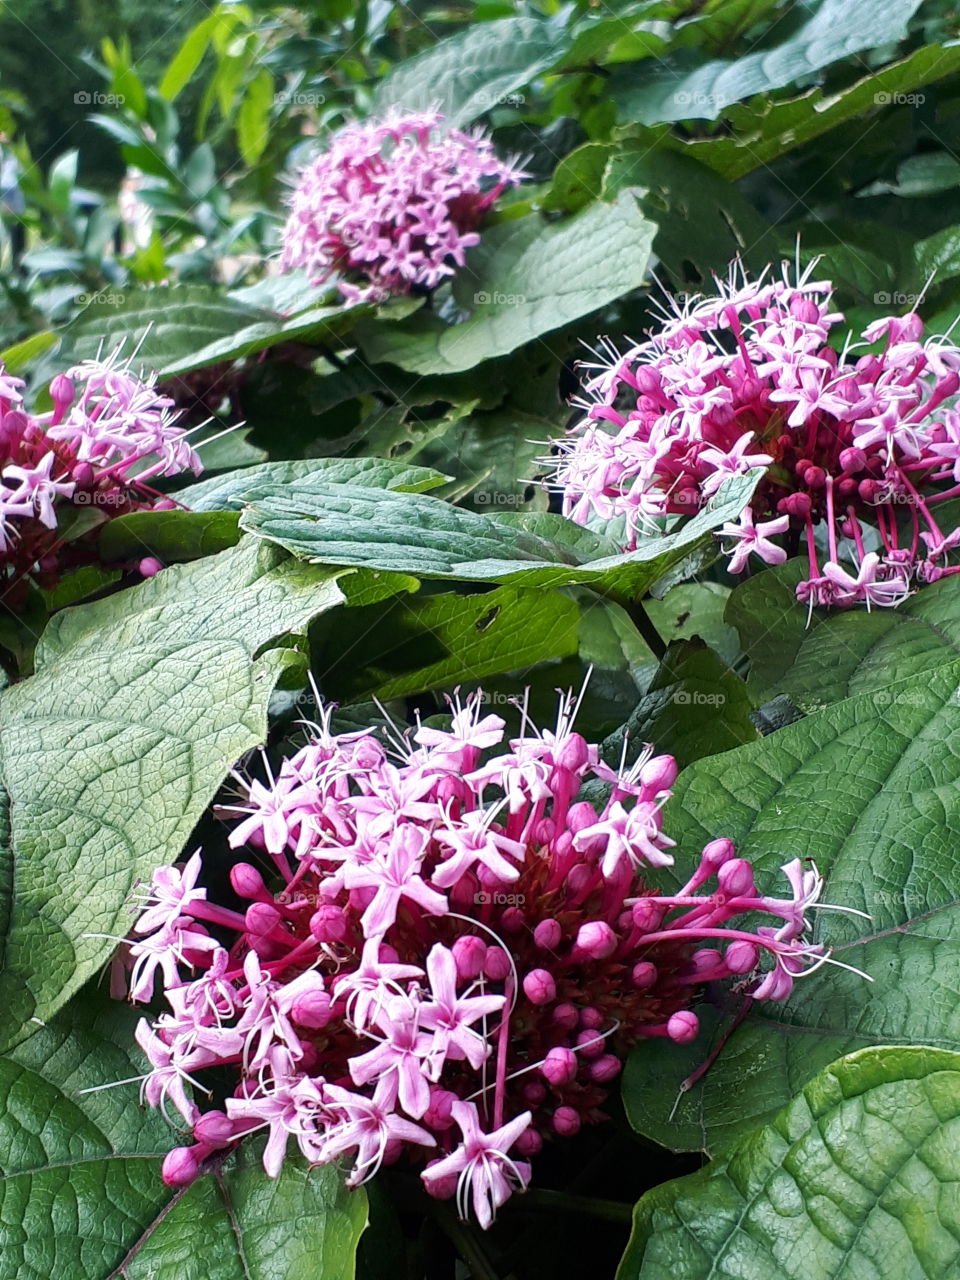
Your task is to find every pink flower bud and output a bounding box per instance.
[452,934,486,980]
[501,907,525,933]
[230,863,267,899]
[558,732,591,772]
[667,1010,700,1043]
[521,1081,546,1104]
[632,961,657,990]
[72,462,95,488]
[515,1128,543,1157]
[162,1145,206,1186]
[533,918,562,950]
[49,373,75,412]
[139,557,164,578]
[423,1165,458,1200]
[424,1088,458,1130]
[589,1054,622,1083]
[552,1106,581,1137]
[450,874,478,909]
[579,1006,603,1030]
[484,947,511,981]
[639,754,678,793]
[291,989,333,1028]
[245,902,281,936]
[701,837,735,870]
[566,801,599,833]
[575,921,617,959]
[725,940,759,973]
[631,898,664,932]
[193,1111,236,1148]
[523,969,556,1005]
[552,1002,578,1030]
[717,858,756,897]
[542,1047,577,1085]
[568,864,595,895]
[576,1029,605,1059]
[310,904,348,943]
[839,446,867,473]
[690,948,722,975]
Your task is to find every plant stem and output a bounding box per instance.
[432,1203,503,1280]
[620,595,667,661]
[518,1189,634,1224]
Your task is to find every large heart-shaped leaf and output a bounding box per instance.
[728,566,960,707]
[355,195,655,375]
[0,989,366,1279]
[619,1046,960,1280]
[612,0,924,125]
[0,539,347,1049]
[240,471,759,598]
[622,660,960,1152]
[373,16,571,127]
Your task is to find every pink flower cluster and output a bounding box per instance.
[280,110,526,303]
[124,691,856,1227]
[0,348,202,612]
[556,262,960,609]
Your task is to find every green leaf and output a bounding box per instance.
[176,457,451,512]
[59,286,364,380]
[98,510,242,565]
[236,67,274,167]
[159,12,219,102]
[865,151,960,197]
[613,0,926,125]
[619,1046,960,1280]
[373,16,571,127]
[646,583,739,669]
[0,988,366,1280]
[239,471,760,598]
[728,565,960,707]
[602,638,758,771]
[313,583,580,703]
[356,194,655,375]
[0,539,348,1046]
[602,147,777,280]
[621,660,960,1153]
[0,330,57,374]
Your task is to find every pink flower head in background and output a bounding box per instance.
[0,345,204,613]
[555,260,960,609]
[280,110,526,303]
[121,689,866,1226]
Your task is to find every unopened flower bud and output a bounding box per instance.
[589,1054,622,1083]
[139,557,164,578]
[162,1145,206,1186]
[576,1029,605,1059]
[725,940,760,973]
[553,1106,581,1136]
[542,1047,577,1085]
[424,1088,458,1130]
[701,837,735,870]
[484,947,511,981]
[533,918,562,950]
[839,446,867,473]
[193,1111,236,1148]
[639,754,678,793]
[579,1006,603,1030]
[501,907,525,933]
[515,1128,543,1157]
[566,801,599,833]
[423,1164,458,1200]
[230,863,266,899]
[309,904,348,943]
[717,858,756,897]
[632,961,658,990]
[667,1010,700,1043]
[575,921,617,959]
[291,989,333,1028]
[453,934,486,980]
[523,969,556,1005]
[521,1081,546,1105]
[631,898,664,932]
[552,1002,578,1030]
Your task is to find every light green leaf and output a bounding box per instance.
[97,510,242,565]
[0,989,365,1280]
[727,565,960,707]
[613,0,925,125]
[356,195,655,375]
[373,16,570,127]
[621,661,960,1152]
[313,583,580,703]
[0,539,348,1046]
[177,457,451,512]
[239,471,760,598]
[619,1046,960,1280]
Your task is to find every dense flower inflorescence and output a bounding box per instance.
[0,348,202,610]
[280,110,526,303]
[123,691,858,1226]
[555,262,960,609]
